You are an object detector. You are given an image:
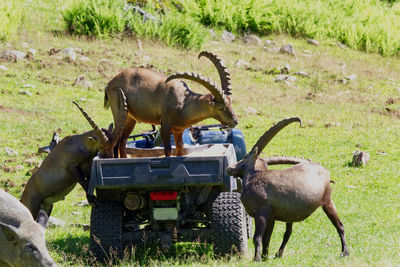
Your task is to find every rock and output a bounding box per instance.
[303,49,312,55]
[280,63,290,74]
[265,39,276,46]
[221,30,235,43]
[235,59,250,69]
[0,65,7,71]
[27,48,36,57]
[22,84,36,88]
[352,150,370,167]
[62,47,76,62]
[18,90,33,96]
[294,71,310,77]
[209,29,217,39]
[73,75,93,89]
[74,200,89,207]
[264,47,280,53]
[71,211,82,216]
[78,56,90,62]
[22,42,29,48]
[98,58,111,64]
[48,216,66,228]
[70,223,90,231]
[279,43,296,56]
[346,74,357,81]
[0,50,27,62]
[324,122,341,128]
[5,147,17,156]
[336,42,347,49]
[307,39,319,46]
[274,75,297,84]
[243,34,262,46]
[244,107,257,115]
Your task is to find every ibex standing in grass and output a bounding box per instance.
[227,117,349,261]
[21,94,126,219]
[104,51,238,157]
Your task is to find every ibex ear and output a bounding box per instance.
[0,222,19,245]
[36,210,49,228]
[108,123,114,131]
[87,136,97,144]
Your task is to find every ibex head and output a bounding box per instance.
[73,88,127,158]
[166,51,239,128]
[227,117,302,177]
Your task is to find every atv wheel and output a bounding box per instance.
[90,200,124,261]
[211,192,248,256]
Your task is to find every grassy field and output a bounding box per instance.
[1,0,400,266]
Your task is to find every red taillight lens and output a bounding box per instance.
[150,191,178,201]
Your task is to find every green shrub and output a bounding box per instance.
[62,0,126,38]
[180,0,400,56]
[0,1,24,41]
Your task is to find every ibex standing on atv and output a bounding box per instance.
[21,95,126,219]
[227,117,349,261]
[104,51,238,157]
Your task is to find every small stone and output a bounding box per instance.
[221,30,235,43]
[336,42,347,49]
[235,59,250,69]
[98,58,111,64]
[264,47,280,53]
[265,39,276,46]
[5,147,17,156]
[73,75,93,89]
[209,29,217,39]
[346,185,356,189]
[0,65,7,71]
[18,90,33,96]
[280,63,290,74]
[244,107,257,115]
[346,74,357,81]
[352,150,370,167]
[22,84,36,88]
[71,223,90,231]
[62,47,76,62]
[48,216,66,228]
[243,34,262,46]
[274,75,297,83]
[294,71,310,77]
[78,56,90,62]
[14,165,24,172]
[27,48,36,57]
[0,50,27,62]
[142,55,151,63]
[307,39,319,46]
[324,122,341,128]
[22,42,29,48]
[74,200,89,207]
[72,211,82,216]
[279,43,296,56]
[303,50,312,55]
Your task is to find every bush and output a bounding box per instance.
[126,10,208,49]
[0,1,24,41]
[62,0,126,38]
[180,0,400,56]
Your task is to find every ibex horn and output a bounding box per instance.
[166,72,226,103]
[198,51,232,96]
[72,101,109,144]
[111,88,128,143]
[251,117,302,157]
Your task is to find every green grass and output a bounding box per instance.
[0,1,24,41]
[1,0,400,266]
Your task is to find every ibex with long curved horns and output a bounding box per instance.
[104,51,238,157]
[227,118,349,261]
[21,94,126,219]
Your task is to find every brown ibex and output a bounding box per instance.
[21,95,126,219]
[104,51,238,157]
[227,117,349,261]
[1,189,56,267]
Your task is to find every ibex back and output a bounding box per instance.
[105,51,238,157]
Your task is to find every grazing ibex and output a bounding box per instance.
[104,51,238,157]
[21,96,126,219]
[227,117,349,261]
[1,189,57,267]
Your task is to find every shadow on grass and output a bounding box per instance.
[48,234,215,266]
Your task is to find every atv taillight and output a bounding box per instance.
[150,191,178,201]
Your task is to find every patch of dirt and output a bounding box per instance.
[372,107,400,119]
[0,179,16,191]
[0,105,32,115]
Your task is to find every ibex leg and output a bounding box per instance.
[161,123,172,157]
[118,116,136,158]
[173,131,184,156]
